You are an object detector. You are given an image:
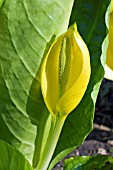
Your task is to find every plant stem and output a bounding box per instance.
[36,114,66,170]
[33,114,52,168]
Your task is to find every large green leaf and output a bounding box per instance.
[64,155,113,170]
[49,0,110,168]
[0,0,4,8]
[0,0,74,164]
[0,140,33,170]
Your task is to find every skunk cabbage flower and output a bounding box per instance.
[41,24,91,116]
[105,1,113,80]
[106,1,113,71]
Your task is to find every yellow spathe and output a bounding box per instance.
[106,0,113,71]
[41,24,91,116]
[105,65,113,80]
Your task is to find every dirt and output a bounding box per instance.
[53,79,113,169]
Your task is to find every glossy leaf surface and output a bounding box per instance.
[64,155,113,170]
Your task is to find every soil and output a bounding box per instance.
[53,79,113,169]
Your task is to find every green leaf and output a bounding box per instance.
[64,155,113,170]
[0,0,4,8]
[49,0,110,168]
[0,0,74,164]
[0,140,33,170]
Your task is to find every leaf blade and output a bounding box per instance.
[0,0,74,163]
[64,155,113,170]
[0,140,33,170]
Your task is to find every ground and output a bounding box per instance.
[53,79,113,169]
